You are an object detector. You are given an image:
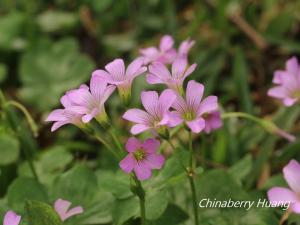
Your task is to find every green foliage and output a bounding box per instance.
[0,12,27,50]
[7,177,48,211]
[19,38,95,111]
[0,131,20,165]
[25,200,62,225]
[51,165,98,207]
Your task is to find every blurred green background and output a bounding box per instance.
[1,0,300,224]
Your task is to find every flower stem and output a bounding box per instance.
[188,131,199,225]
[23,147,39,182]
[131,174,147,225]
[221,112,295,142]
[166,139,176,151]
[4,101,38,137]
[0,95,39,182]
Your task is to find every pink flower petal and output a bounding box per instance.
[148,62,171,82]
[126,57,147,79]
[131,124,150,135]
[197,96,218,116]
[167,111,184,127]
[159,35,174,51]
[141,91,159,116]
[82,108,99,123]
[92,70,112,83]
[123,109,151,124]
[134,161,152,181]
[286,57,299,75]
[267,86,287,98]
[60,95,74,108]
[283,160,300,195]
[158,89,177,113]
[146,73,163,84]
[183,63,197,79]
[283,97,297,106]
[90,76,108,102]
[178,39,195,57]
[64,206,83,220]
[146,154,165,169]
[171,57,187,79]
[54,199,83,221]
[204,111,222,133]
[186,80,204,110]
[51,121,68,132]
[4,211,21,225]
[291,202,300,214]
[126,137,142,152]
[105,59,125,81]
[67,88,93,107]
[186,118,206,133]
[46,109,65,122]
[119,154,135,173]
[143,138,160,153]
[267,187,298,203]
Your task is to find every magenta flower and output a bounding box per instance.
[203,111,223,134]
[146,57,197,93]
[119,137,165,180]
[268,57,300,106]
[46,94,84,132]
[123,89,177,135]
[65,76,115,123]
[178,38,195,59]
[268,159,300,214]
[168,80,219,133]
[3,211,21,225]
[92,58,147,103]
[54,199,83,221]
[140,35,177,65]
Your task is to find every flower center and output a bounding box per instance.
[183,111,196,121]
[134,149,146,161]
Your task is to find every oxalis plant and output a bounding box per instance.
[2,35,300,225]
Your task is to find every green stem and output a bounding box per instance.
[23,147,39,182]
[93,134,120,160]
[222,112,295,142]
[0,94,39,181]
[221,112,262,124]
[188,131,199,225]
[166,139,176,151]
[109,126,124,153]
[4,101,38,137]
[131,174,146,225]
[139,193,146,225]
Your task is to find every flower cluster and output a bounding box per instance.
[47,34,222,181]
[2,199,83,224]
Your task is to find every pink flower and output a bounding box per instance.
[54,199,83,221]
[140,35,177,65]
[46,94,84,132]
[92,58,147,103]
[146,57,197,93]
[3,211,21,225]
[65,76,115,123]
[178,38,195,59]
[123,89,177,135]
[203,111,223,134]
[168,80,220,133]
[268,57,300,106]
[268,159,300,214]
[119,137,165,180]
